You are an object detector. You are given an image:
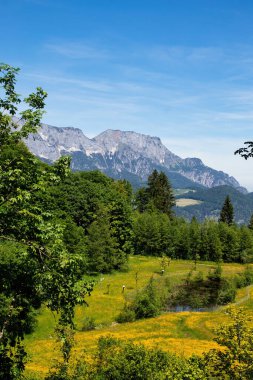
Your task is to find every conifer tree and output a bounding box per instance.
[248,214,253,230]
[219,195,234,225]
[137,170,175,218]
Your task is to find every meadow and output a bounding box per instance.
[175,198,203,207]
[24,256,253,376]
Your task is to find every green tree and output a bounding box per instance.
[135,170,175,218]
[93,336,170,380]
[86,208,126,273]
[219,223,240,262]
[200,220,222,262]
[219,195,234,225]
[203,307,253,379]
[0,64,93,378]
[45,171,133,258]
[133,211,172,256]
[238,225,253,263]
[189,217,201,262]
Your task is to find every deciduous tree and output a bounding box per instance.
[203,307,253,379]
[0,63,93,378]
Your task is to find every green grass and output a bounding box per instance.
[24,256,252,376]
[176,198,203,207]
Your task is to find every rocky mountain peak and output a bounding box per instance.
[25,123,103,161]
[182,157,204,167]
[24,122,247,193]
[93,129,181,166]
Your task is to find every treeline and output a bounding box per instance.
[133,213,253,262]
[35,169,134,273]
[28,167,253,270]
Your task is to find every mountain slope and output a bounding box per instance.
[25,124,246,192]
[175,185,253,223]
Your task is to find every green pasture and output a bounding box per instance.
[24,256,252,376]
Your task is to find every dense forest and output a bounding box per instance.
[1,65,253,379]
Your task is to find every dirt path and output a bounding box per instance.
[234,285,253,306]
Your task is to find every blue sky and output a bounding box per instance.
[2,0,253,189]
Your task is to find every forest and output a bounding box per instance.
[1,65,253,379]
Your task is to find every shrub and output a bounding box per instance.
[217,280,236,305]
[116,306,136,323]
[134,293,159,319]
[81,316,96,331]
[117,277,164,323]
[94,336,170,380]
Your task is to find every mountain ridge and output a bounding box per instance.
[25,123,247,193]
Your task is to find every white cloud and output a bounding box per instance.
[44,42,109,60]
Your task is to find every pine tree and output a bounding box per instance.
[219,195,234,225]
[146,170,175,218]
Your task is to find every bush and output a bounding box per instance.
[116,306,136,323]
[81,316,96,331]
[94,336,170,380]
[234,266,253,288]
[217,280,236,305]
[134,293,160,319]
[243,266,253,285]
[117,277,163,323]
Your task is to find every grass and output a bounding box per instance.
[176,198,203,207]
[24,256,252,376]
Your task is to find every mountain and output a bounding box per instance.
[25,123,246,192]
[175,185,253,224]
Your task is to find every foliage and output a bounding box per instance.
[219,195,234,225]
[175,184,253,224]
[43,170,134,272]
[117,276,167,322]
[248,214,253,230]
[0,63,93,378]
[168,266,237,309]
[80,316,96,332]
[46,336,205,380]
[133,211,173,256]
[133,277,162,319]
[235,141,253,159]
[234,266,253,288]
[135,169,175,218]
[116,305,136,323]
[133,213,253,263]
[92,336,171,379]
[86,207,128,273]
[203,307,253,379]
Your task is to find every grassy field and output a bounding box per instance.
[24,256,253,376]
[176,198,203,207]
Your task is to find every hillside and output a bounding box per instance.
[24,256,253,377]
[175,185,253,223]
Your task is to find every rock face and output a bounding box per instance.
[25,124,246,192]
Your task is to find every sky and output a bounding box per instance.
[2,0,253,190]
